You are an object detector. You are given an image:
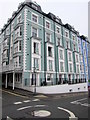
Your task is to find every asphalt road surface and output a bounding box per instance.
[1,88,89,120]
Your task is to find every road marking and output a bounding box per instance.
[7,116,13,120]
[1,89,29,98]
[71,98,87,104]
[34,105,46,107]
[17,106,32,111]
[14,102,22,105]
[32,99,40,102]
[23,100,31,103]
[17,104,47,111]
[70,98,90,107]
[80,103,90,107]
[58,107,78,119]
[32,110,51,117]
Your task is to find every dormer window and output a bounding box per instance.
[32,4,37,10]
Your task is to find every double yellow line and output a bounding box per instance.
[0,89,29,99]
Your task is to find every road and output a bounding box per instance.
[1,88,89,119]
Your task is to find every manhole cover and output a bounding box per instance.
[31,110,51,117]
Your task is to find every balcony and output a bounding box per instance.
[14,22,23,30]
[3,43,9,51]
[4,34,10,40]
[2,65,9,72]
[13,51,22,58]
[2,63,22,72]
[14,35,22,43]
[2,56,8,62]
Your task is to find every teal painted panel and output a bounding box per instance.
[73,52,76,73]
[65,49,68,72]
[23,72,30,86]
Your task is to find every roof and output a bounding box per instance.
[0,0,82,37]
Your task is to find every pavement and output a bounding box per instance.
[2,86,88,100]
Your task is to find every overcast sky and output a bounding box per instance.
[0,0,89,36]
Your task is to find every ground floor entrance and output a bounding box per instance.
[2,72,22,90]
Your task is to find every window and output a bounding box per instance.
[49,60,53,71]
[10,47,13,59]
[19,56,21,66]
[60,49,63,60]
[48,47,52,57]
[76,54,79,62]
[19,41,21,51]
[56,27,60,33]
[46,33,50,42]
[77,65,79,73]
[46,21,50,29]
[78,40,80,44]
[72,35,75,40]
[14,42,18,53]
[20,27,22,36]
[69,63,72,72]
[33,42,39,54]
[32,14,38,23]
[83,42,85,47]
[17,15,21,23]
[65,31,69,37]
[60,62,64,72]
[57,37,62,46]
[86,66,87,72]
[34,58,39,69]
[11,22,14,32]
[79,47,81,53]
[80,65,82,71]
[32,27,37,37]
[47,74,52,81]
[68,52,72,61]
[84,50,86,56]
[73,44,76,51]
[66,41,69,49]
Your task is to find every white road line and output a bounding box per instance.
[32,99,40,102]
[81,103,90,107]
[58,107,78,119]
[34,105,46,107]
[71,98,87,103]
[7,116,13,120]
[17,106,32,111]
[17,104,47,111]
[23,100,31,103]
[14,102,22,105]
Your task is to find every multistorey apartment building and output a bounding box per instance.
[0,0,89,90]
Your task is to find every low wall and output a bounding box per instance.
[35,83,88,94]
[8,82,88,94]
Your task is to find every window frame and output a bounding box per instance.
[45,20,51,29]
[32,13,38,23]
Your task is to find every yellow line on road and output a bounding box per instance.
[0,89,29,99]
